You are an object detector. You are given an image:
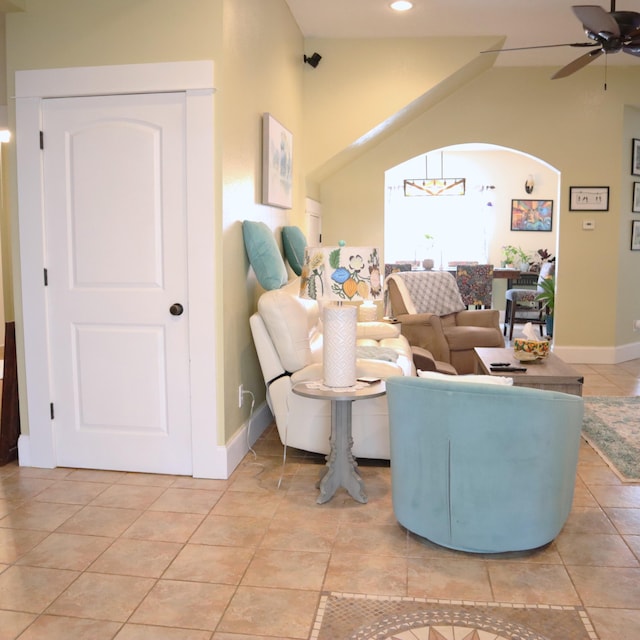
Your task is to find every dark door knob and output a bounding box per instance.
[169,303,184,316]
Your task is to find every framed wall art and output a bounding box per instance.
[262,113,293,209]
[633,183,640,213]
[632,138,640,176]
[569,186,609,211]
[510,199,553,232]
[632,220,640,250]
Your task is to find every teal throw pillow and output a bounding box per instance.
[242,220,288,290]
[281,226,307,276]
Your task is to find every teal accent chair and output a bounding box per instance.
[386,376,584,553]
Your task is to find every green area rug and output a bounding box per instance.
[310,593,597,640]
[582,396,640,482]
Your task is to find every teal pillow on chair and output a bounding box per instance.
[242,221,288,290]
[281,226,307,276]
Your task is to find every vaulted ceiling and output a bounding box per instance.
[285,0,640,72]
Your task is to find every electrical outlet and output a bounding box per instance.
[238,384,244,408]
[634,320,640,332]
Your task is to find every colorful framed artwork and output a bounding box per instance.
[569,186,609,211]
[632,220,640,250]
[633,139,640,176]
[510,199,553,232]
[262,113,293,209]
[634,183,640,213]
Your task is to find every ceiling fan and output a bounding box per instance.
[482,1,640,79]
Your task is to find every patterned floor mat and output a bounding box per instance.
[310,593,598,640]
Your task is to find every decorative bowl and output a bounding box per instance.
[513,338,550,361]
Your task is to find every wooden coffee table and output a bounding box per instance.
[474,347,584,396]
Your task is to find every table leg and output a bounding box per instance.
[317,399,368,504]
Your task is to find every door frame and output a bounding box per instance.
[15,61,222,477]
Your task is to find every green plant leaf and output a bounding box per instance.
[329,248,341,269]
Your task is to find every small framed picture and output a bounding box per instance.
[262,113,293,209]
[632,220,640,250]
[569,186,609,211]
[633,183,640,213]
[632,139,640,176]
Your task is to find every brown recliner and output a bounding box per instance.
[387,272,504,374]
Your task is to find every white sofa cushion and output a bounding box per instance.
[356,321,401,340]
[417,369,513,385]
[257,280,413,376]
[258,285,320,372]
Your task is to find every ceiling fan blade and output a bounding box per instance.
[625,25,640,40]
[623,43,640,55]
[551,48,604,79]
[481,42,599,53]
[573,5,620,36]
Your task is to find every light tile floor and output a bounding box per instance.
[0,357,639,639]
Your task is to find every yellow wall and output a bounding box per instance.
[620,105,640,344]
[302,36,501,183]
[6,0,221,75]
[220,0,304,438]
[316,61,640,355]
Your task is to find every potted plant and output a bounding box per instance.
[422,233,435,270]
[535,273,555,337]
[528,248,555,273]
[501,245,529,269]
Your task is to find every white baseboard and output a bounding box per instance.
[554,341,640,364]
[17,401,274,480]
[17,434,34,467]
[206,401,273,479]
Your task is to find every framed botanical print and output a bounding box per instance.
[262,113,293,209]
[632,220,640,250]
[633,183,640,213]
[632,138,640,176]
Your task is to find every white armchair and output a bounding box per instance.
[250,279,414,459]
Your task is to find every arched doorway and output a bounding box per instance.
[384,143,560,314]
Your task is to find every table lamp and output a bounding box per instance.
[300,242,383,388]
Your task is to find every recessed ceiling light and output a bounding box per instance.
[390,1,413,11]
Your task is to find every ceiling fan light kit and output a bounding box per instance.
[482,1,640,79]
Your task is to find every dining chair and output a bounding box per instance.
[503,262,554,340]
[455,264,494,309]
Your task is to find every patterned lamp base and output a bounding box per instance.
[323,304,357,388]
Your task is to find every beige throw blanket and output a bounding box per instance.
[388,271,465,316]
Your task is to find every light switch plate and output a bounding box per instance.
[583,220,595,230]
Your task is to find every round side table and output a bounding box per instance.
[292,380,386,504]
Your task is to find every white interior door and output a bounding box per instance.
[42,92,192,474]
[305,197,322,245]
